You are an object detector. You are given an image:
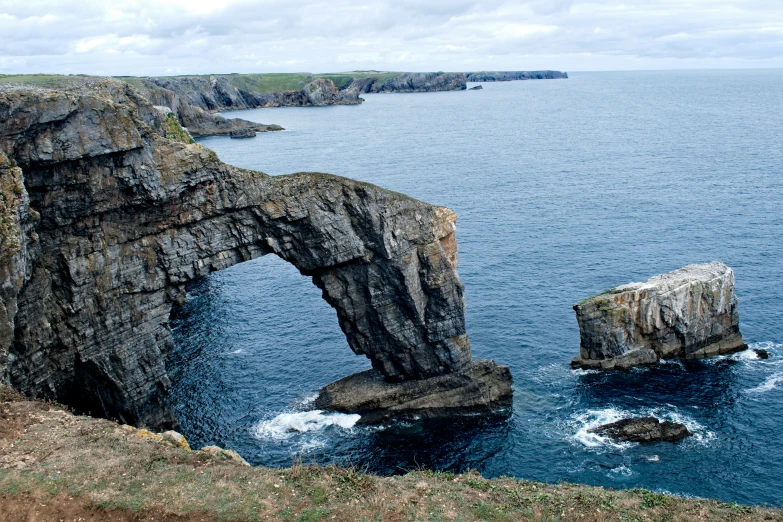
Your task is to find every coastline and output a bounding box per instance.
[1,387,778,520]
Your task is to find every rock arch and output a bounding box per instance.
[0,80,473,428]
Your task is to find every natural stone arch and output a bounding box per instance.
[0,81,473,428]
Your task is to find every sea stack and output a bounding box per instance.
[572,262,746,370]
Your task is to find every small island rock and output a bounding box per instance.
[590,417,691,442]
[469,85,483,90]
[755,349,770,359]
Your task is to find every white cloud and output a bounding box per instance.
[0,0,781,74]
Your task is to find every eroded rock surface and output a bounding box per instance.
[589,417,691,443]
[314,360,512,424]
[573,262,746,370]
[0,79,497,429]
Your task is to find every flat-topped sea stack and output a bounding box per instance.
[572,262,746,370]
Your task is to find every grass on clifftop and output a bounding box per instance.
[0,74,94,89]
[3,71,413,94]
[0,387,780,521]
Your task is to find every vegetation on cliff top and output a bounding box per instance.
[0,387,778,522]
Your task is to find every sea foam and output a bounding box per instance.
[746,372,783,394]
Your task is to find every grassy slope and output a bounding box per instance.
[0,387,779,522]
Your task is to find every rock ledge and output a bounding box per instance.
[315,360,513,424]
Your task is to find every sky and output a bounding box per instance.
[1,0,782,76]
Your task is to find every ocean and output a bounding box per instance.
[168,70,783,506]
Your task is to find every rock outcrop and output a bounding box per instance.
[315,360,512,424]
[466,71,568,82]
[0,78,509,429]
[229,128,256,139]
[590,417,691,443]
[572,262,746,370]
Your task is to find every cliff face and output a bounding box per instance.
[345,72,467,94]
[128,79,285,137]
[134,76,363,120]
[466,71,568,82]
[0,79,479,429]
[572,262,745,370]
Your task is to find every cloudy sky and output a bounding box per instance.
[1,0,782,75]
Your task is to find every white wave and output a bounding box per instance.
[608,465,633,477]
[746,372,783,394]
[570,368,601,377]
[645,455,660,462]
[250,410,361,441]
[571,408,636,450]
[297,393,319,407]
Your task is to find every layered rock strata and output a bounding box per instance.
[0,79,508,429]
[315,360,512,424]
[572,262,746,370]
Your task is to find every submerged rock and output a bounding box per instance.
[314,360,512,424]
[572,262,746,370]
[755,349,770,359]
[589,417,691,442]
[229,128,256,138]
[469,85,483,90]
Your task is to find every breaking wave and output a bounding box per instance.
[746,373,783,394]
[250,410,361,442]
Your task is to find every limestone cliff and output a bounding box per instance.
[572,262,746,370]
[0,78,507,429]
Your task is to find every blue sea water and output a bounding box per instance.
[168,70,783,507]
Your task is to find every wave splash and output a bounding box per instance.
[251,410,361,442]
